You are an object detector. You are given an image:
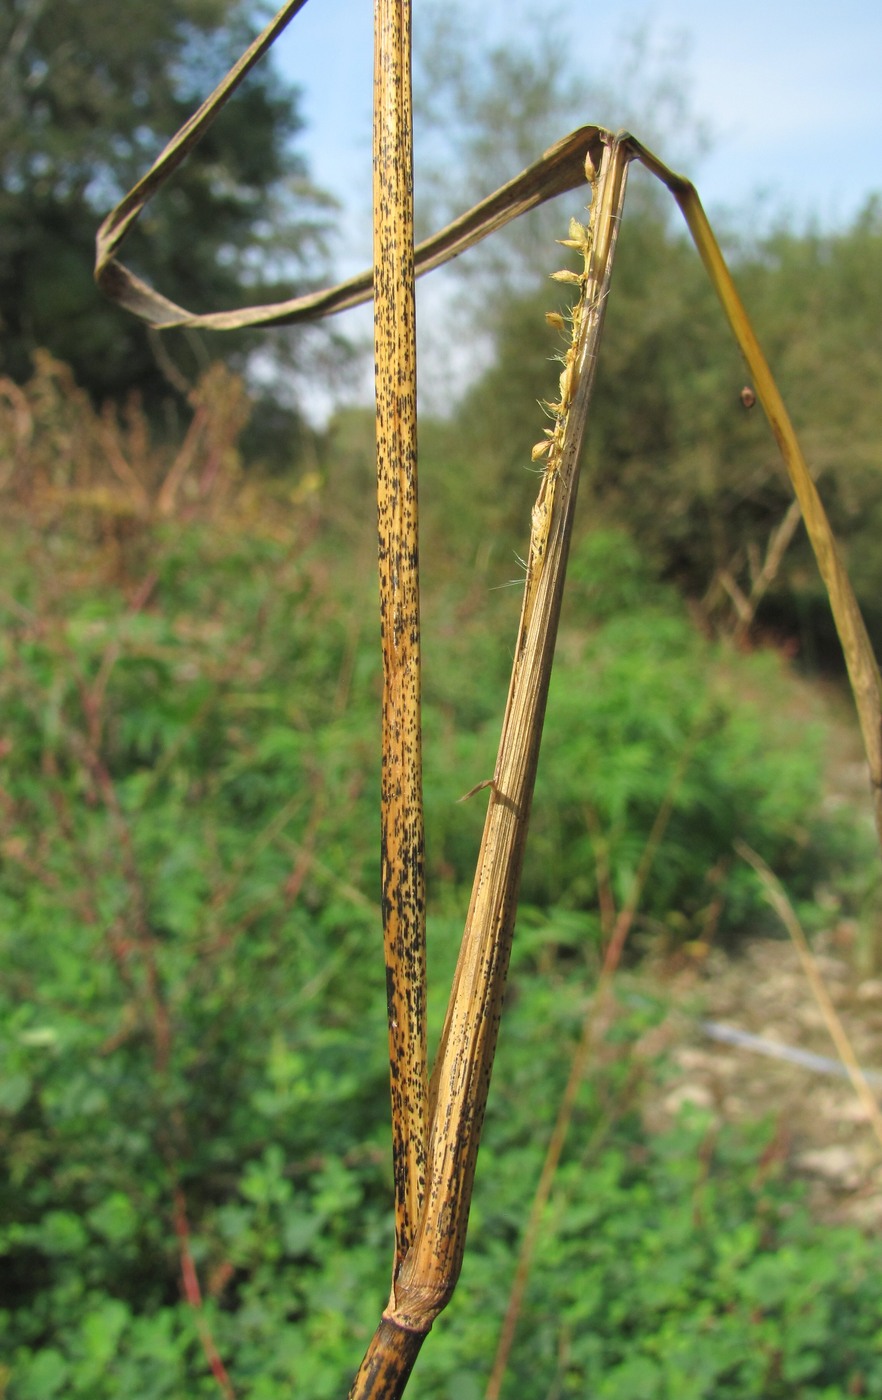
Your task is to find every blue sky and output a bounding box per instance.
[275,0,882,243]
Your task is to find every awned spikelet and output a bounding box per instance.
[530,188,597,499]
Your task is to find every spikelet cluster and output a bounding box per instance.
[530,193,596,472]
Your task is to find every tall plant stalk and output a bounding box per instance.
[350,130,627,1397]
[371,0,428,1280]
[93,7,882,1394]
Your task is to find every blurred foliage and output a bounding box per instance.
[0,356,879,1394]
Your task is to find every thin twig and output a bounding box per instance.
[736,841,882,1153]
[732,497,803,645]
[173,1188,237,1400]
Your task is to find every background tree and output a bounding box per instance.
[0,0,335,412]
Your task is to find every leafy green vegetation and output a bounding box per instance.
[1,359,879,1395]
